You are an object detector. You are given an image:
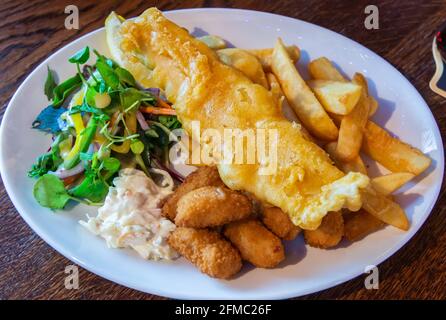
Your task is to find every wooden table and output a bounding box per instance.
[0,0,445,300]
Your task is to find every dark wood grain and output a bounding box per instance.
[0,0,445,300]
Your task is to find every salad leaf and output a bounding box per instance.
[28,133,66,177]
[32,105,66,133]
[120,88,155,112]
[44,66,57,101]
[33,174,71,209]
[52,74,82,107]
[28,152,61,178]
[95,60,119,90]
[140,145,151,169]
[145,128,159,138]
[79,152,94,161]
[101,157,120,173]
[69,47,90,64]
[69,174,108,203]
[134,153,150,176]
[153,125,170,146]
[115,67,136,87]
[85,86,100,108]
[69,153,120,202]
[158,115,182,130]
[98,79,107,94]
[69,101,105,116]
[120,88,143,110]
[93,49,116,68]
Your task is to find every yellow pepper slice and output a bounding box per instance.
[111,112,137,154]
[63,88,87,167]
[71,112,85,134]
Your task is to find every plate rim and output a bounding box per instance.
[0,8,444,299]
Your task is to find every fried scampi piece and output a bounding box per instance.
[175,186,253,228]
[162,166,225,221]
[224,219,285,268]
[168,227,242,279]
[304,212,344,248]
[343,210,385,242]
[261,206,301,240]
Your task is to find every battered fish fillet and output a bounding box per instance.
[162,166,225,221]
[262,206,301,240]
[168,227,242,279]
[175,186,253,228]
[106,8,369,230]
[224,219,285,268]
[303,211,344,248]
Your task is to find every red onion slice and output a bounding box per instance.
[151,157,185,183]
[144,88,161,97]
[136,110,149,131]
[50,162,84,179]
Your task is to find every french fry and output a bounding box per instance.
[326,141,408,230]
[368,97,378,116]
[336,73,371,161]
[326,144,409,231]
[267,72,312,140]
[352,72,378,117]
[326,142,409,231]
[312,59,430,175]
[271,38,338,140]
[352,73,368,94]
[217,48,268,88]
[266,72,284,100]
[325,142,368,175]
[328,112,343,126]
[344,209,385,241]
[308,57,378,117]
[308,80,362,115]
[362,121,432,175]
[248,45,300,71]
[342,158,368,176]
[311,60,431,175]
[197,35,226,50]
[308,57,346,82]
[361,186,409,231]
[371,172,415,195]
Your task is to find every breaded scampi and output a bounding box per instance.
[261,206,301,240]
[304,211,344,248]
[168,227,242,279]
[343,209,385,242]
[175,186,253,228]
[162,166,225,221]
[224,219,284,268]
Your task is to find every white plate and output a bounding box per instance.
[0,8,443,299]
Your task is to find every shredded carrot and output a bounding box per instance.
[109,111,119,128]
[140,106,176,115]
[156,98,173,109]
[63,173,82,187]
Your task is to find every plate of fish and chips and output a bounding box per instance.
[0,8,443,299]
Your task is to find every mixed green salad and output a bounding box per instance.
[29,47,184,209]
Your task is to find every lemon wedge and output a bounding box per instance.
[105,12,126,65]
